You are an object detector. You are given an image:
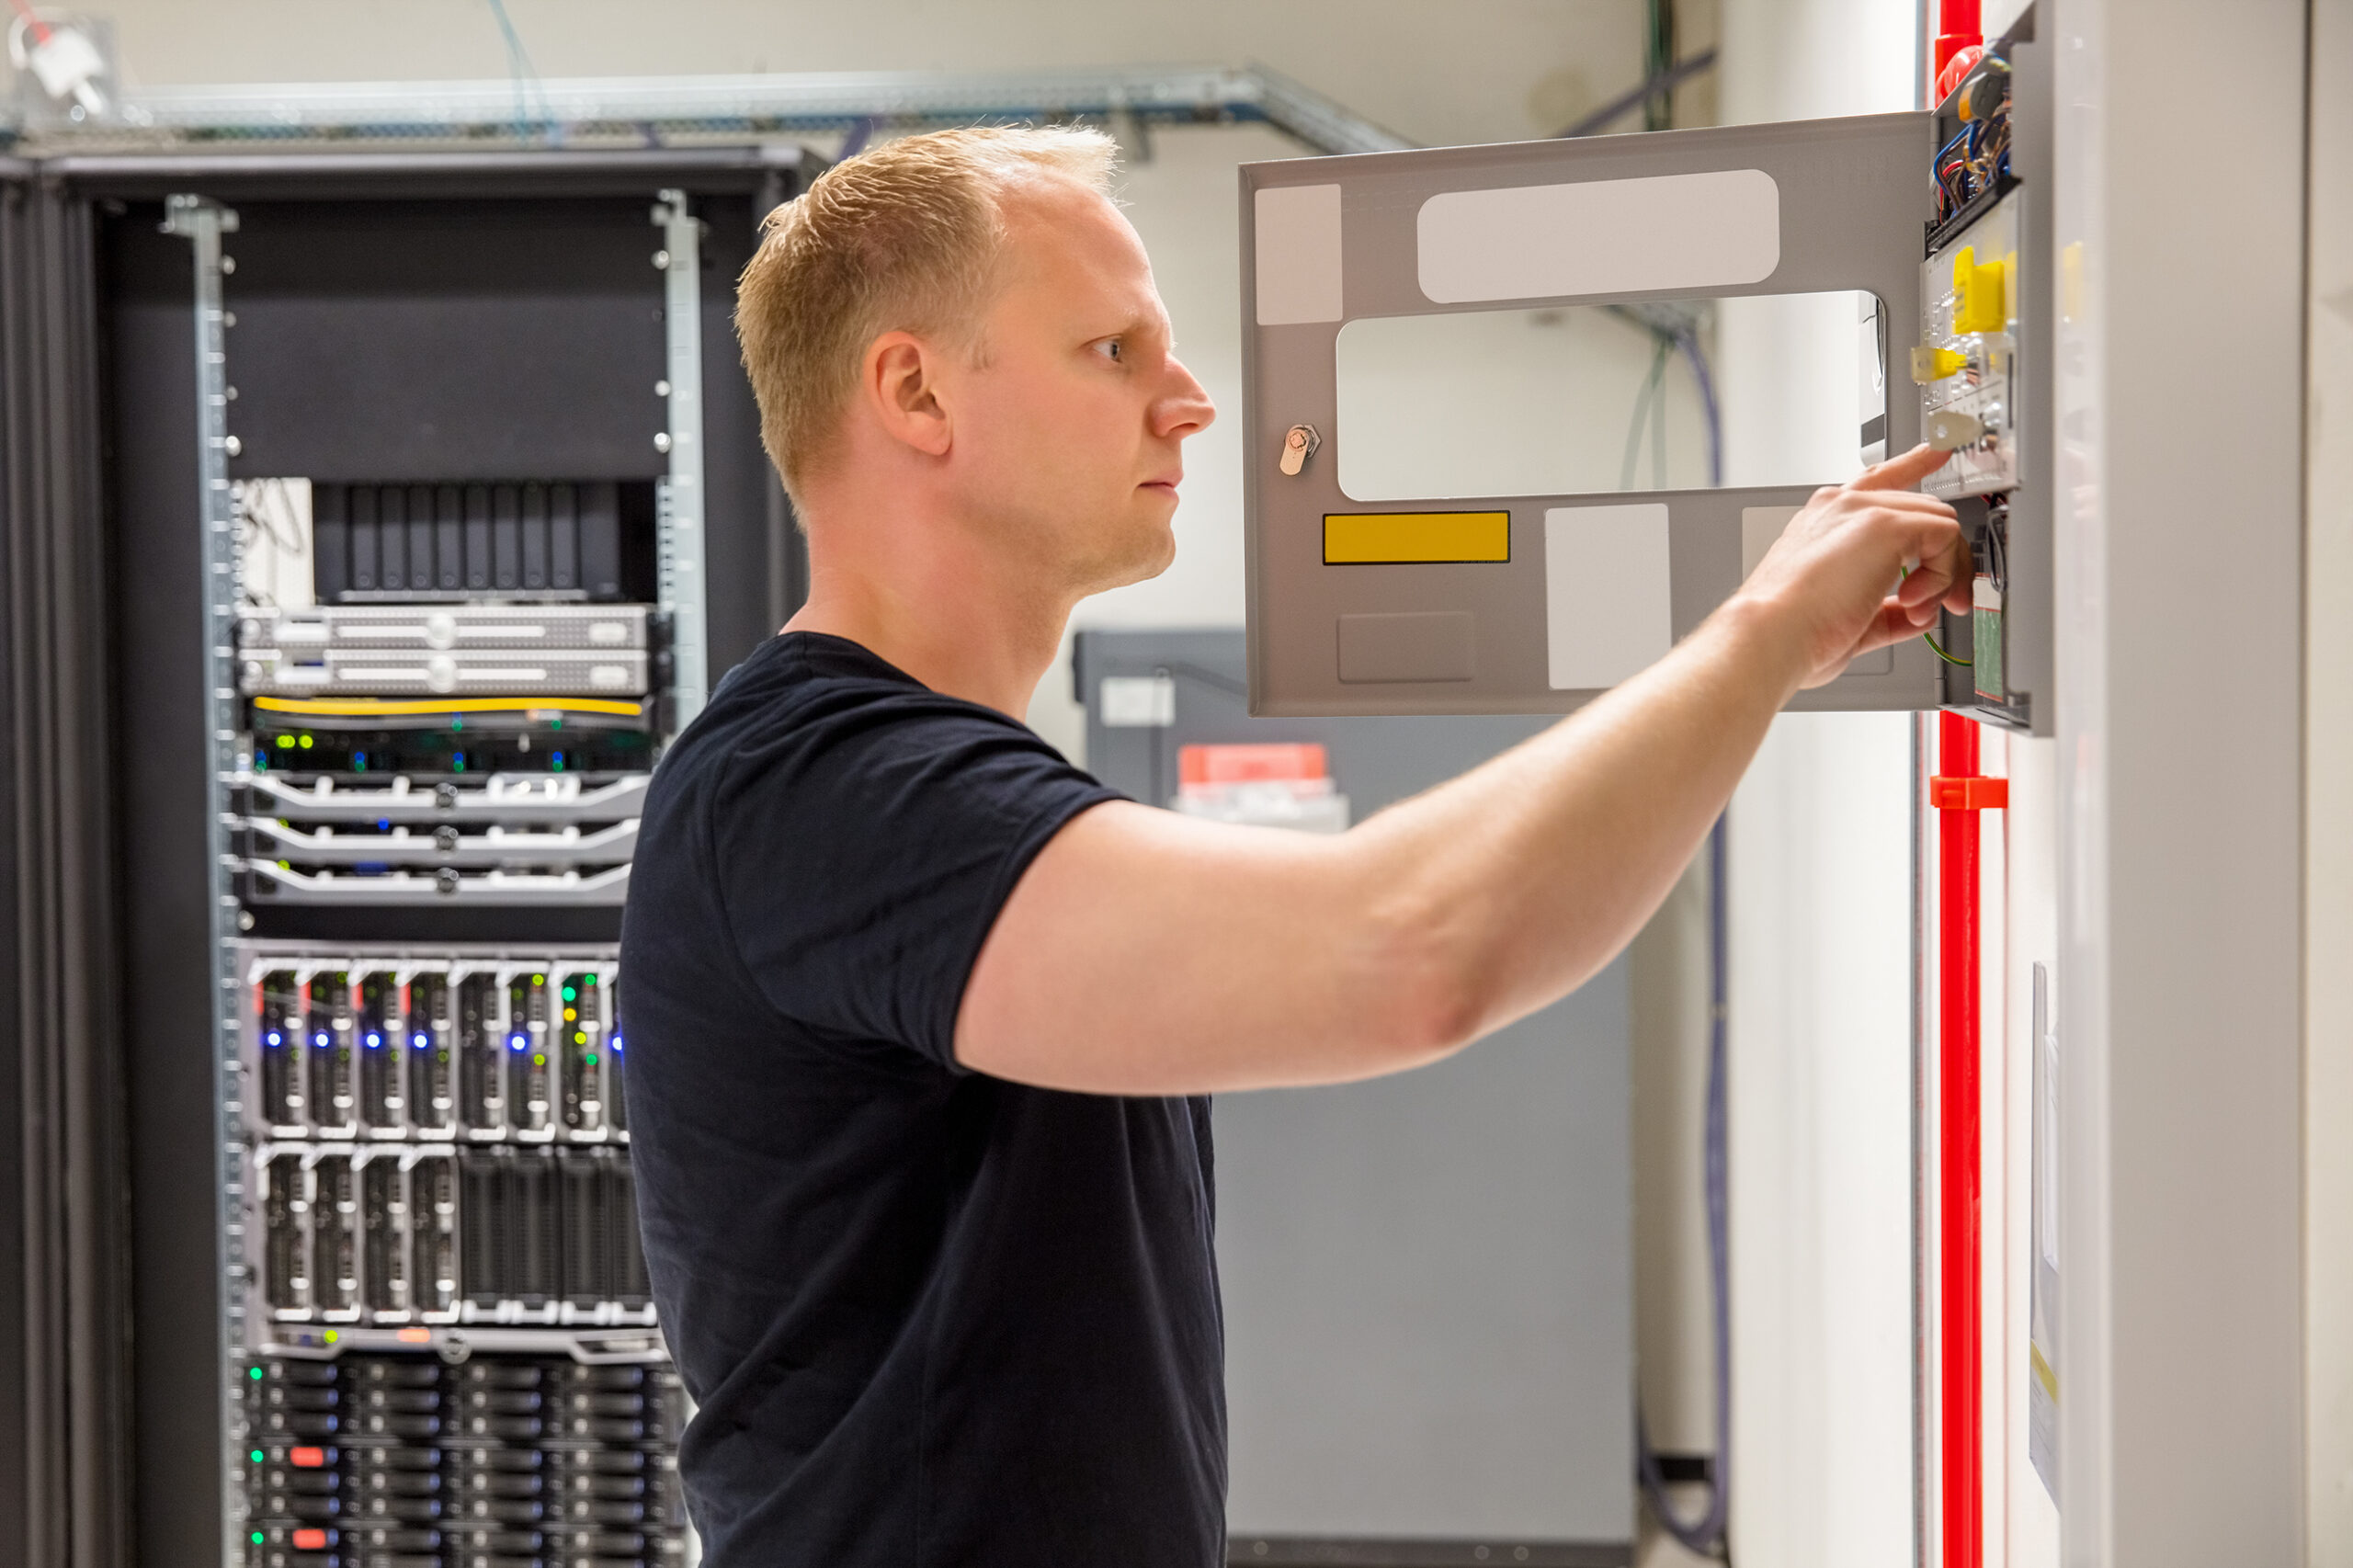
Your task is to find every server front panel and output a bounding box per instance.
[144,181,749,1568]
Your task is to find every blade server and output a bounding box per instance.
[93,151,805,1568]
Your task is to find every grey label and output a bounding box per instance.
[1336,612,1476,684]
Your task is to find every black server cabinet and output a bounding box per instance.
[51,147,808,1568]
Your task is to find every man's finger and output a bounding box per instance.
[1848,443,1953,493]
[1860,491,1961,517]
[1895,564,1953,608]
[1840,602,1927,663]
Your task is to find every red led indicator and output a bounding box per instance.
[290,1528,328,1550]
[288,1446,326,1469]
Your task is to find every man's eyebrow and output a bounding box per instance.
[1084,311,1167,344]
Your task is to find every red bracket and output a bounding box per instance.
[1929,775,2008,812]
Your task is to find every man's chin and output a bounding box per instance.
[1079,521,1176,596]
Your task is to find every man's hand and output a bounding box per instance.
[1733,444,1970,690]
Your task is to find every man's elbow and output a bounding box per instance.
[1356,899,1488,1071]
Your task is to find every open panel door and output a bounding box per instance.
[1243,113,1935,716]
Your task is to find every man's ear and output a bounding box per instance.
[862,331,953,459]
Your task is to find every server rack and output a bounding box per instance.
[0,146,811,1568]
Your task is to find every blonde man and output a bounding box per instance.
[620,125,1962,1567]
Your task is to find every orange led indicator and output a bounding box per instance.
[290,1528,328,1550]
[289,1446,326,1469]
[396,1326,432,1344]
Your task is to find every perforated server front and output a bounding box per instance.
[97,151,807,1568]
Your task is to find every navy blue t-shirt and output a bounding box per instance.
[620,631,1225,1567]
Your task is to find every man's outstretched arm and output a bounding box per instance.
[956,446,1966,1095]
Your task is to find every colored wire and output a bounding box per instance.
[5,0,51,45]
[253,697,645,718]
[1676,329,1722,488]
[484,0,555,142]
[1620,332,1674,492]
[1900,565,1972,665]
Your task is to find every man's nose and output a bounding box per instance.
[1154,357,1217,439]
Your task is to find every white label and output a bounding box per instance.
[1417,169,1779,304]
[1255,184,1344,326]
[1098,675,1176,728]
[1740,505,1802,578]
[1544,504,1673,690]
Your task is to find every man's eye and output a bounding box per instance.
[1094,339,1123,362]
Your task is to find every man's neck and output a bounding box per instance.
[782,530,1073,722]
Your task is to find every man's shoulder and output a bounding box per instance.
[649,632,1085,836]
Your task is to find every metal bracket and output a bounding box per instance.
[163,188,252,1568]
[653,188,710,728]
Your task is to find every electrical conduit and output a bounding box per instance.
[1931,711,2005,1568]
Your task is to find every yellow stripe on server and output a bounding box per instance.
[1323,511,1510,565]
[252,696,645,719]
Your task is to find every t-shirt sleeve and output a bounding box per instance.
[709,684,1122,1070]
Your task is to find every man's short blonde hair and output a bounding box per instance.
[736,124,1120,500]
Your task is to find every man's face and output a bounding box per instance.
[939,180,1216,597]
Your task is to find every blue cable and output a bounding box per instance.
[1676,331,1723,489]
[485,0,555,142]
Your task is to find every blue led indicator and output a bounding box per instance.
[265,1031,281,1047]
[313,1032,329,1048]
[365,1033,381,1050]
[412,1033,428,1050]
[508,1035,527,1052]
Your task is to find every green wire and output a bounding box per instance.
[1620,332,1673,492]
[1900,565,1972,665]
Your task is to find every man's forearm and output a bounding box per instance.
[960,450,1961,1096]
[1336,596,1810,1055]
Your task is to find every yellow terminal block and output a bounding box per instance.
[1911,345,1969,383]
[1952,244,2009,335]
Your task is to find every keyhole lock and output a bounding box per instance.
[1279,423,1322,477]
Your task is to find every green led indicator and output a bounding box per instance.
[562,987,576,1002]
[583,1052,597,1065]
[276,734,293,749]
[248,1366,263,1380]
[252,1531,265,1545]
[250,1449,264,1463]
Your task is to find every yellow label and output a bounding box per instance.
[1324,511,1510,565]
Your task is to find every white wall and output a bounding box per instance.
[1714,3,1918,1566]
[2050,2,2309,1562]
[87,0,1650,152]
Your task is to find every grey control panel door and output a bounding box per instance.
[1244,113,1934,716]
